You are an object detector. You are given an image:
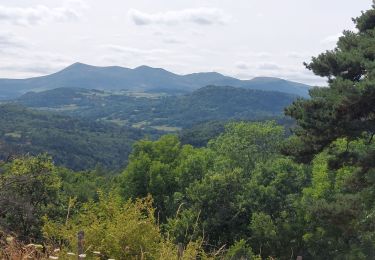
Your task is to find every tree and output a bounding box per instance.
[0,155,61,240]
[120,135,213,220]
[284,3,375,162]
[284,3,375,258]
[208,121,284,172]
[43,193,210,260]
[167,122,308,259]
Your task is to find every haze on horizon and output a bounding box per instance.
[0,0,372,85]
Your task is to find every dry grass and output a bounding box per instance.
[0,232,54,260]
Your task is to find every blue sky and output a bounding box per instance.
[0,0,373,85]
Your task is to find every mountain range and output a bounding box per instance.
[0,62,310,99]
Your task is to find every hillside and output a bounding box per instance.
[15,85,298,129]
[157,85,297,127]
[0,104,155,170]
[0,63,310,99]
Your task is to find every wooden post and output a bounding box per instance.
[296,256,303,260]
[77,230,85,259]
[177,243,184,260]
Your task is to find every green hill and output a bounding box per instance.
[0,104,155,170]
[15,85,298,129]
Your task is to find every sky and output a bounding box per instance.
[0,0,373,85]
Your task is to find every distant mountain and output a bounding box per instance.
[15,85,298,128]
[0,63,310,99]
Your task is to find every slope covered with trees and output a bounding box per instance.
[0,104,156,170]
[15,85,297,128]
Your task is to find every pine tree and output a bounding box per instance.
[284,1,375,162]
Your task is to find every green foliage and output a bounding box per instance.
[166,121,308,259]
[184,168,248,245]
[179,120,226,147]
[225,239,259,260]
[285,4,375,162]
[120,135,214,220]
[0,155,61,240]
[15,85,297,129]
[58,166,115,203]
[0,104,149,170]
[209,121,284,171]
[283,4,375,257]
[250,213,277,245]
[43,193,209,260]
[299,138,375,258]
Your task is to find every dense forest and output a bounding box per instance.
[1,3,375,260]
[14,85,297,128]
[0,104,159,170]
[0,85,296,171]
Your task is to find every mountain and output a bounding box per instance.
[15,85,298,128]
[0,104,158,170]
[0,63,310,99]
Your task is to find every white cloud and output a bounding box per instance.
[286,52,310,59]
[2,63,60,74]
[240,52,272,59]
[320,32,343,45]
[103,44,173,55]
[0,53,72,78]
[163,38,184,44]
[0,32,28,49]
[235,62,249,70]
[0,2,85,26]
[257,62,281,71]
[128,8,231,26]
[0,38,73,77]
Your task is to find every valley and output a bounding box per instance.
[0,83,299,170]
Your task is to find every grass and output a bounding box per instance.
[132,121,150,129]
[4,132,22,138]
[151,125,182,132]
[100,118,128,126]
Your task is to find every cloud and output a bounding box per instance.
[128,8,230,26]
[1,63,60,74]
[240,52,272,59]
[163,38,184,44]
[0,42,73,78]
[0,32,28,49]
[103,44,172,55]
[235,62,249,70]
[0,1,85,26]
[321,33,343,45]
[0,56,71,78]
[257,62,281,71]
[286,52,310,59]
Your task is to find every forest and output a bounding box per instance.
[1,2,375,260]
[14,85,297,128]
[0,104,159,170]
